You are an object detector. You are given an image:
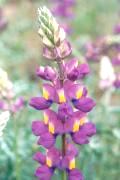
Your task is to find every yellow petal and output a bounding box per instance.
[76,87,83,99]
[69,158,75,170]
[49,122,55,134]
[73,120,80,132]
[46,157,52,167]
[58,89,66,103]
[79,117,86,126]
[43,111,49,125]
[43,88,49,100]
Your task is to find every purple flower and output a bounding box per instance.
[0,100,8,110]
[11,97,25,113]
[66,142,78,157]
[72,122,96,145]
[58,102,73,120]
[65,59,90,81]
[31,7,96,179]
[36,66,56,81]
[46,147,61,167]
[32,120,48,136]
[72,97,96,112]
[33,152,46,164]
[43,83,56,101]
[61,142,78,170]
[85,42,100,62]
[113,74,120,88]
[68,169,84,180]
[33,148,61,179]
[112,55,120,66]
[29,97,53,110]
[37,132,56,149]
[35,165,53,179]
[77,63,90,78]
[52,0,75,18]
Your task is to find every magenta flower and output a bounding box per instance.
[85,42,100,62]
[29,97,53,110]
[68,169,84,180]
[30,7,96,179]
[36,66,57,81]
[11,97,25,113]
[72,97,96,112]
[34,147,61,179]
[114,74,120,89]
[35,165,53,179]
[52,0,76,18]
[112,55,120,66]
[72,122,96,144]
[64,58,90,81]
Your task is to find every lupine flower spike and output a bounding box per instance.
[30,6,96,180]
[0,68,25,113]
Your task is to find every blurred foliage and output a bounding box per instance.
[0,0,120,180]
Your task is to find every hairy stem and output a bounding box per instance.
[57,60,66,180]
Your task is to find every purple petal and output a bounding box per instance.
[61,156,70,169]
[44,109,57,125]
[52,118,63,134]
[72,131,89,145]
[64,118,74,133]
[36,66,56,81]
[43,47,58,60]
[72,97,96,112]
[57,40,72,59]
[33,152,46,164]
[35,165,53,179]
[52,0,75,18]
[72,111,86,120]
[112,56,120,66]
[114,79,120,88]
[29,97,52,110]
[44,66,56,81]
[37,132,55,149]
[43,83,56,101]
[0,100,8,110]
[72,122,96,145]
[66,143,78,158]
[67,68,79,81]
[47,147,61,167]
[68,84,87,100]
[80,122,96,136]
[58,102,73,121]
[11,97,25,113]
[68,169,84,180]
[32,121,47,136]
[78,63,90,78]
[65,58,78,74]
[36,66,45,79]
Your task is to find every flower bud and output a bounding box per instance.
[38,6,66,48]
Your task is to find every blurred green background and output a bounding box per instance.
[0,0,120,179]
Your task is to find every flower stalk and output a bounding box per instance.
[29,6,96,180]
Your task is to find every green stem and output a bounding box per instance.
[13,114,20,180]
[62,170,66,180]
[57,60,67,180]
